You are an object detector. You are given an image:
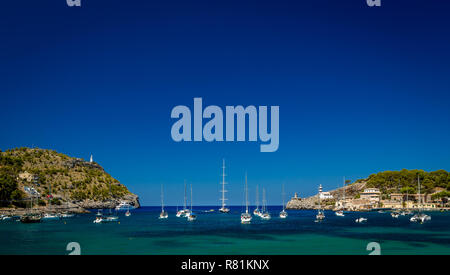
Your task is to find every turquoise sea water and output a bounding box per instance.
[0,206,449,255]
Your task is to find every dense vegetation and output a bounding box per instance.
[0,147,131,207]
[363,169,450,195]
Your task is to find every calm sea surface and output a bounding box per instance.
[0,206,449,255]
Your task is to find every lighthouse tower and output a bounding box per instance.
[90,154,93,163]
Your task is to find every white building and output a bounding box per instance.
[320,191,333,200]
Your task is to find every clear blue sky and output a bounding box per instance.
[1,0,449,206]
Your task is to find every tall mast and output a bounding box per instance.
[256,185,259,210]
[343,177,346,201]
[262,188,266,212]
[245,173,248,214]
[184,180,187,210]
[190,184,193,211]
[318,184,322,210]
[220,159,227,209]
[282,183,285,211]
[418,175,421,213]
[161,184,164,212]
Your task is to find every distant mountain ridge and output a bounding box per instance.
[0,147,139,212]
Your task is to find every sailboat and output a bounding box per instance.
[335,177,345,217]
[159,184,168,219]
[260,188,271,220]
[42,184,60,221]
[176,181,191,217]
[279,184,287,219]
[241,173,252,224]
[253,185,262,216]
[60,188,74,218]
[20,193,41,223]
[102,182,119,222]
[315,185,325,222]
[125,205,131,217]
[219,159,230,213]
[187,184,197,221]
[410,175,431,223]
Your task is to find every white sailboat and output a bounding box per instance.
[219,159,230,213]
[187,184,197,221]
[253,185,262,216]
[176,181,191,217]
[279,184,287,219]
[315,185,325,222]
[260,188,271,220]
[42,184,60,221]
[159,184,168,219]
[410,175,431,223]
[241,173,252,224]
[335,177,345,217]
[102,182,119,223]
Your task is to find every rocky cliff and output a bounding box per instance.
[0,147,139,213]
[286,181,367,210]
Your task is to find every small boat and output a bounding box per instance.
[240,173,252,224]
[410,213,431,223]
[159,184,168,219]
[187,212,197,221]
[315,210,325,222]
[125,210,131,217]
[241,212,252,223]
[391,212,400,218]
[219,159,230,213]
[20,214,42,224]
[115,201,135,211]
[103,216,119,222]
[42,213,60,220]
[60,213,75,218]
[355,217,367,223]
[93,216,103,223]
[1,215,12,221]
[96,209,103,216]
[279,184,288,219]
[335,210,344,217]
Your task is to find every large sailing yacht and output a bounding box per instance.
[241,173,252,224]
[176,181,191,217]
[279,184,288,219]
[219,159,230,213]
[410,175,431,223]
[187,184,197,221]
[335,177,345,217]
[253,185,262,216]
[260,188,271,220]
[315,184,325,222]
[159,184,168,219]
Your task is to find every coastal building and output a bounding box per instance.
[380,200,403,209]
[319,191,333,200]
[344,198,373,211]
[360,188,381,203]
[292,192,301,201]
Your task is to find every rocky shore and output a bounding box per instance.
[286,181,367,210]
[0,147,140,216]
